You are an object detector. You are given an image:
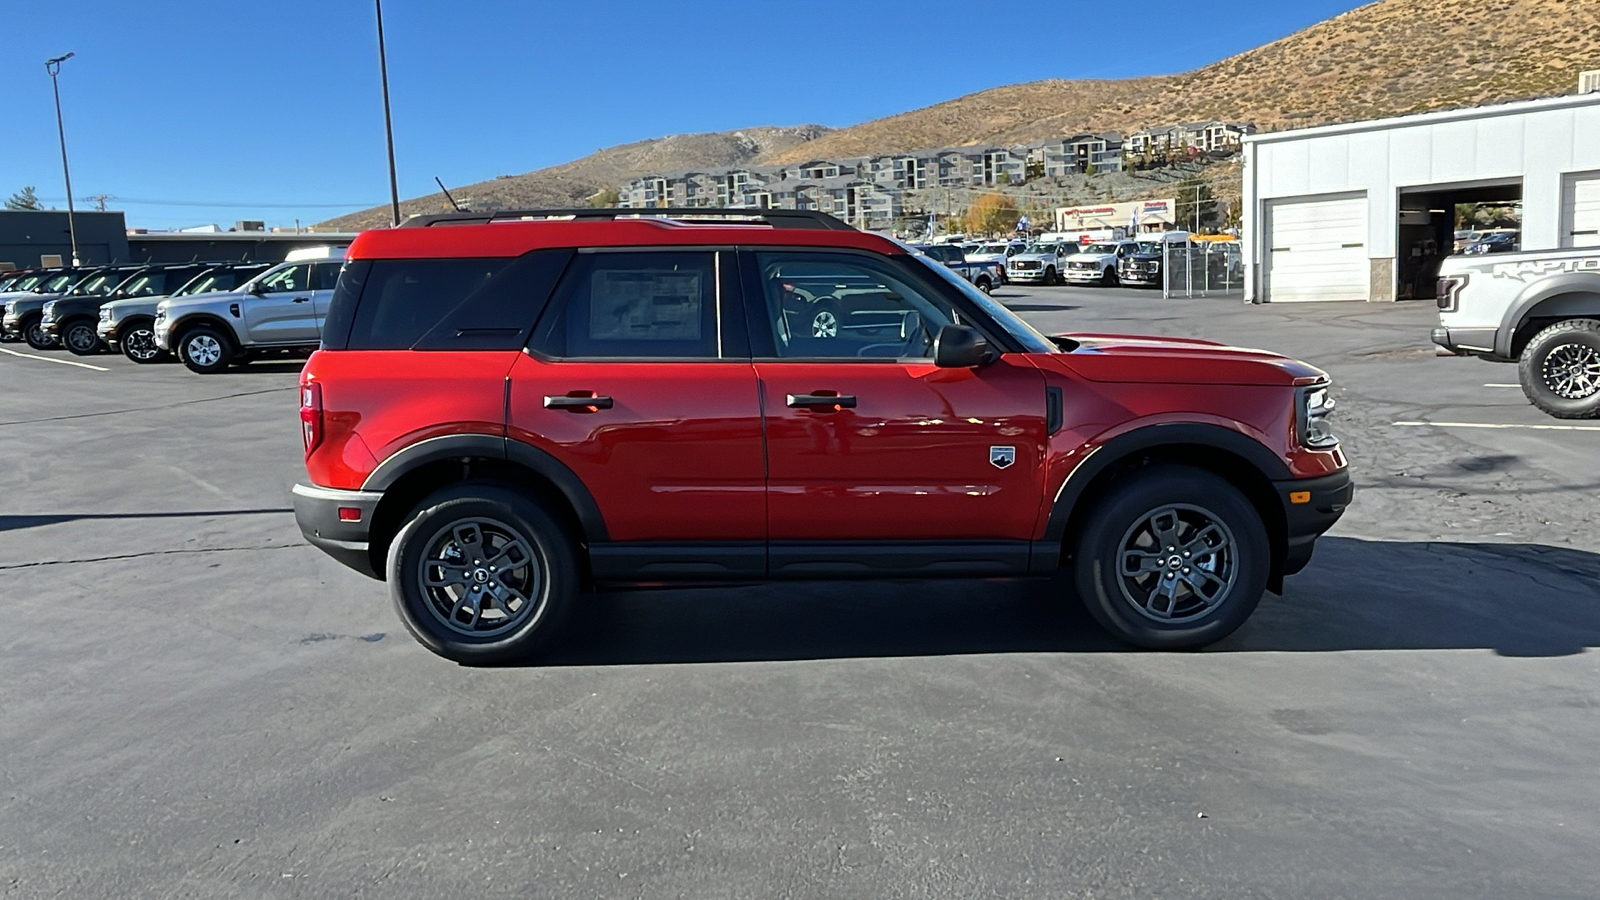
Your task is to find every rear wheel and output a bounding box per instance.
[1071,465,1269,649]
[120,319,165,363]
[975,275,993,294]
[1518,319,1600,419]
[177,325,234,374]
[62,319,102,356]
[22,315,53,350]
[387,483,578,665]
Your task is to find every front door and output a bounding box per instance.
[241,263,317,343]
[743,249,1049,549]
[506,248,766,572]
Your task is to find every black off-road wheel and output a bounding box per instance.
[975,275,993,294]
[177,325,234,374]
[1102,266,1120,287]
[62,319,102,356]
[387,483,578,665]
[1518,319,1600,419]
[120,319,166,363]
[1072,465,1270,650]
[22,315,53,350]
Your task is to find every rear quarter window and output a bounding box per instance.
[324,250,573,351]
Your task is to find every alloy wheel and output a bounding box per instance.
[1542,343,1600,400]
[186,334,223,368]
[124,328,160,361]
[415,517,543,638]
[66,324,98,353]
[812,309,838,338]
[1115,503,1239,624]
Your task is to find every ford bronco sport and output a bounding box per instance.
[292,209,1350,664]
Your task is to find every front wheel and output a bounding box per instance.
[22,315,53,350]
[120,319,166,363]
[1045,266,1059,285]
[387,483,578,665]
[177,325,234,374]
[1518,319,1600,419]
[1071,465,1269,649]
[1103,266,1120,287]
[62,319,102,356]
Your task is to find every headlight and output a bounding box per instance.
[154,307,167,322]
[1298,384,1338,448]
[42,301,56,315]
[99,308,113,322]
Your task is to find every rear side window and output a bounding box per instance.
[310,262,343,291]
[529,251,719,359]
[328,250,572,351]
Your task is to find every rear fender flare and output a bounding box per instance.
[1498,272,1600,358]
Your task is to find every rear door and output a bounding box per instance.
[743,248,1048,570]
[241,263,315,343]
[506,248,766,572]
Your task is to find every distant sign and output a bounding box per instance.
[1054,198,1175,233]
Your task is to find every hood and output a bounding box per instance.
[4,294,62,313]
[158,288,249,310]
[102,294,174,313]
[1072,252,1116,263]
[1010,251,1058,262]
[1049,332,1327,386]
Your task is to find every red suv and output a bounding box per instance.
[292,209,1350,664]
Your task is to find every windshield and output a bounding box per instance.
[977,243,1009,254]
[69,271,132,297]
[173,266,255,296]
[1085,243,1119,254]
[1023,242,1060,254]
[37,273,78,293]
[909,255,1055,354]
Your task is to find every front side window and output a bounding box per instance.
[70,271,126,296]
[754,251,961,360]
[531,251,718,359]
[256,264,310,293]
[116,271,168,297]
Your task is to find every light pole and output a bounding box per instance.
[45,52,80,266]
[375,0,401,226]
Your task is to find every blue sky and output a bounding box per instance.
[2,0,1367,230]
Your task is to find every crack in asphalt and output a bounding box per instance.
[0,543,303,570]
[0,387,294,428]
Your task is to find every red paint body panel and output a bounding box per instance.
[1060,334,1328,386]
[303,350,516,490]
[757,358,1049,541]
[505,355,766,541]
[346,220,904,261]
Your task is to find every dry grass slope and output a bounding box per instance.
[324,0,1600,228]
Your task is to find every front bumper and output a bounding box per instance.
[1007,269,1050,283]
[1274,469,1353,578]
[1430,326,1501,359]
[1,314,21,337]
[1063,269,1106,283]
[1120,269,1160,285]
[293,483,384,580]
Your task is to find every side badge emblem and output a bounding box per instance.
[990,446,1016,469]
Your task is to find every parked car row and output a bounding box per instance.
[0,246,343,372]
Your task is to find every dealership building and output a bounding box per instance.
[1241,91,1600,302]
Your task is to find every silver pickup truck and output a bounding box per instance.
[1432,247,1600,418]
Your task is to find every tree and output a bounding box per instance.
[1174,176,1218,232]
[964,193,1019,237]
[5,187,42,210]
[589,187,621,209]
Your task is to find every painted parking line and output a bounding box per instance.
[0,346,109,371]
[1394,420,1600,432]
[1484,383,1521,388]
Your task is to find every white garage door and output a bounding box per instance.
[1265,194,1369,302]
[1563,174,1600,248]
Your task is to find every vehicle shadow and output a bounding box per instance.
[0,509,293,533]
[1002,303,1081,312]
[531,537,1600,666]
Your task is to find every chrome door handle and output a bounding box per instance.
[544,393,613,411]
[787,392,856,410]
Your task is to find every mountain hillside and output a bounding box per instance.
[325,0,1600,228]
[321,125,831,231]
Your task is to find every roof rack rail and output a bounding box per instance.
[396,207,857,231]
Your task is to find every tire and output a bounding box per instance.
[1103,266,1120,287]
[62,319,102,356]
[810,300,841,339]
[1045,266,1058,285]
[177,324,234,374]
[975,275,993,294]
[387,483,578,665]
[119,319,166,363]
[1518,319,1600,419]
[22,315,54,350]
[1071,465,1270,650]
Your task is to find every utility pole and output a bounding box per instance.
[375,0,401,227]
[87,194,109,212]
[45,53,80,265]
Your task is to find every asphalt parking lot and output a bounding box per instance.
[2,286,1596,898]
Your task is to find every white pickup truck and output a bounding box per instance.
[1432,247,1600,418]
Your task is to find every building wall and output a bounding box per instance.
[1244,94,1600,302]
[0,210,130,267]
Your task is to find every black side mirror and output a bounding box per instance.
[247,280,266,294]
[933,324,995,368]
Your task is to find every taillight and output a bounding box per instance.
[300,381,323,455]
[1437,274,1468,312]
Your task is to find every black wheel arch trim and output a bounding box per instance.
[361,433,609,542]
[171,313,242,347]
[1497,272,1600,358]
[1042,422,1291,545]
